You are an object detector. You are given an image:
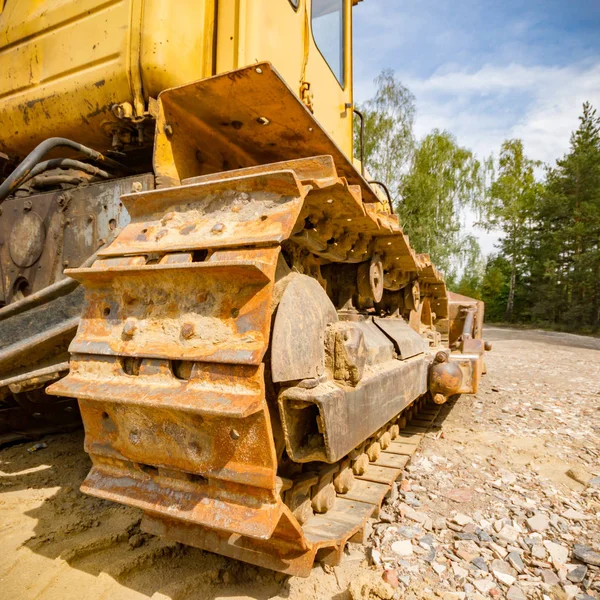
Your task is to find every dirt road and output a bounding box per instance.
[1,327,598,600]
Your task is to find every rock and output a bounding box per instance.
[348,571,395,600]
[566,466,593,486]
[453,513,473,527]
[370,548,382,566]
[562,508,591,521]
[563,584,580,600]
[506,586,527,600]
[490,542,508,559]
[444,488,473,503]
[382,568,399,589]
[442,593,466,600]
[532,544,547,559]
[493,571,516,587]
[473,578,496,594]
[476,528,493,543]
[589,476,600,487]
[507,551,525,574]
[398,503,428,524]
[398,525,421,539]
[423,546,437,563]
[498,526,520,544]
[433,517,447,531]
[432,563,447,576]
[128,533,145,548]
[567,564,587,583]
[572,544,600,566]
[540,569,560,585]
[527,513,550,533]
[391,539,413,557]
[490,559,515,576]
[544,540,569,565]
[454,540,483,563]
[379,510,394,523]
[472,557,489,572]
[452,564,468,580]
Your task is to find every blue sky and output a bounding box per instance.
[352,0,600,254]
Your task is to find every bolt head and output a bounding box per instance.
[122,318,137,338]
[181,322,195,339]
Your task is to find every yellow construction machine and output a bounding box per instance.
[0,0,489,575]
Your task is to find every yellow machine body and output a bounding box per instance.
[0,0,353,160]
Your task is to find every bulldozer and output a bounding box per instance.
[0,0,489,576]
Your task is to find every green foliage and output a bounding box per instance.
[354,70,415,201]
[482,139,543,321]
[455,235,486,299]
[398,130,486,275]
[482,103,600,332]
[531,102,600,330]
[481,255,510,321]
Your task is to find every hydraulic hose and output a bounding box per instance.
[0,137,129,203]
[369,180,395,214]
[24,159,111,183]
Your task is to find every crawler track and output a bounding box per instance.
[48,156,462,575]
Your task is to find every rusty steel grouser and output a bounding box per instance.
[0,1,490,575]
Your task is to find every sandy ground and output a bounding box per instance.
[0,326,598,600]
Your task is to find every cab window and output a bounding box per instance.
[312,0,345,87]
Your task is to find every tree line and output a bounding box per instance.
[357,71,600,333]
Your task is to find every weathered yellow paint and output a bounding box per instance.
[0,0,356,160]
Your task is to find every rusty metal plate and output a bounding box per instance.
[356,464,403,485]
[302,497,374,544]
[271,273,338,383]
[142,511,316,577]
[182,155,338,187]
[50,356,265,418]
[82,462,281,540]
[78,398,278,489]
[155,62,381,205]
[373,316,428,359]
[374,452,410,470]
[66,247,279,365]
[99,171,305,258]
[338,479,390,507]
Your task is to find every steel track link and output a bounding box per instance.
[47,156,453,576]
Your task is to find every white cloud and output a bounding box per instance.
[406,61,600,165]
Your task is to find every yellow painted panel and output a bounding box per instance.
[0,0,136,157]
[216,0,354,160]
[304,0,354,159]
[140,0,215,97]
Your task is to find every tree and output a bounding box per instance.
[354,70,415,202]
[455,235,485,299]
[399,130,486,275]
[482,140,542,321]
[534,102,600,330]
[480,255,511,322]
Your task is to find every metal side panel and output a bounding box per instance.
[373,317,428,359]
